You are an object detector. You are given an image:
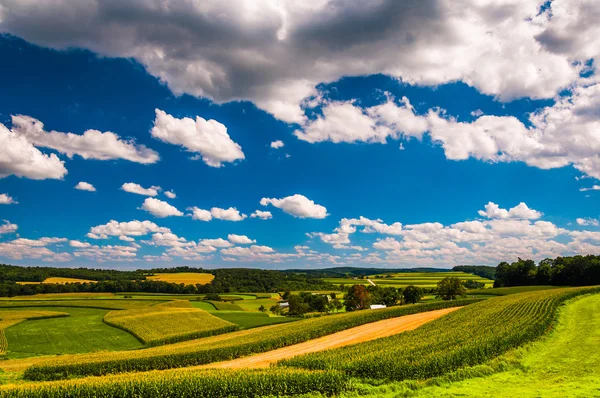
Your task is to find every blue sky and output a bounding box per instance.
[1,1,599,269]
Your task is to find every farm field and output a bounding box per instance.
[0,306,142,359]
[15,277,96,285]
[18,299,474,380]
[393,292,600,398]
[322,271,494,288]
[201,306,461,369]
[210,311,299,329]
[103,301,238,345]
[280,286,600,380]
[145,272,214,285]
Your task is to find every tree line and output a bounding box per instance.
[493,255,600,287]
[0,263,145,282]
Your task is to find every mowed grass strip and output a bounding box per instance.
[0,368,348,398]
[0,311,70,355]
[103,301,238,346]
[2,307,142,359]
[212,312,300,329]
[24,299,478,380]
[146,272,214,285]
[280,286,600,381]
[469,285,560,296]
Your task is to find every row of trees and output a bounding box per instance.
[0,263,145,282]
[494,255,600,287]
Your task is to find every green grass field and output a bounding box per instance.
[322,271,494,288]
[1,307,142,359]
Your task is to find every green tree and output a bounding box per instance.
[436,277,467,300]
[270,304,282,315]
[258,305,267,312]
[344,284,371,311]
[403,285,423,304]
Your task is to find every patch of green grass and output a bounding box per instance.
[235,298,280,311]
[1,307,142,359]
[211,311,300,329]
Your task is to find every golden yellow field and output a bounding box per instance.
[146,272,214,285]
[16,277,95,285]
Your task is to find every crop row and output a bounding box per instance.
[24,299,479,380]
[0,368,347,398]
[280,286,600,380]
[103,302,239,346]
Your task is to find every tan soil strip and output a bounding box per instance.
[199,306,460,369]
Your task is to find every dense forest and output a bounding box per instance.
[0,264,145,282]
[493,255,600,287]
[453,265,496,280]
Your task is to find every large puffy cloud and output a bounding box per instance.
[151,110,244,168]
[0,0,593,123]
[298,78,600,179]
[188,206,247,222]
[260,194,328,219]
[121,182,160,196]
[88,220,170,239]
[11,115,159,164]
[140,198,183,218]
[0,122,67,180]
[478,202,542,220]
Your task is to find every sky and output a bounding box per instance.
[0,0,599,270]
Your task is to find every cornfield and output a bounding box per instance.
[0,368,348,398]
[280,286,600,380]
[103,301,238,346]
[24,299,477,380]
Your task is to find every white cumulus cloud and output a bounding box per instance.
[228,234,256,244]
[478,202,542,220]
[88,220,170,239]
[270,140,284,149]
[260,194,328,219]
[250,210,273,220]
[121,182,160,196]
[0,194,17,204]
[11,115,159,164]
[0,122,67,180]
[151,109,244,168]
[140,198,183,218]
[75,181,96,192]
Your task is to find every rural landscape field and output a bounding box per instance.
[1,0,600,396]
[0,258,599,397]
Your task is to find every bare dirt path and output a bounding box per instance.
[199,306,460,369]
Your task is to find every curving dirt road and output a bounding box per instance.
[200,306,460,369]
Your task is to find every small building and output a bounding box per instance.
[369,304,387,310]
[278,301,290,308]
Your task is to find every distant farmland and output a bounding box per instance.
[322,271,494,288]
[16,277,96,285]
[146,272,214,285]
